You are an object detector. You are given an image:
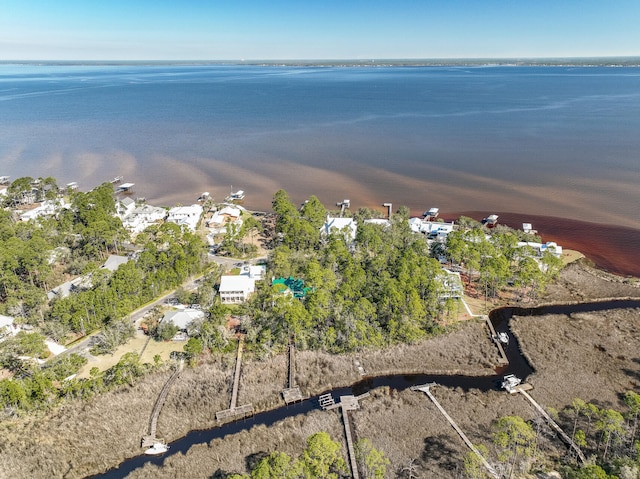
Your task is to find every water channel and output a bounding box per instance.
[89,299,640,478]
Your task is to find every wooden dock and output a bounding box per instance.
[484,316,509,365]
[282,340,304,404]
[141,359,183,447]
[216,337,254,421]
[321,393,370,479]
[341,407,359,479]
[412,383,500,479]
[517,388,586,464]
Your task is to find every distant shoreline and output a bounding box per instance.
[3,57,640,67]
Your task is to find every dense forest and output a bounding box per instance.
[0,177,207,412]
[231,190,563,356]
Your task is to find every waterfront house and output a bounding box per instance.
[409,218,455,240]
[121,204,167,235]
[115,197,136,219]
[320,216,357,242]
[166,204,203,232]
[517,241,563,258]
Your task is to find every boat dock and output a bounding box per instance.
[517,388,586,463]
[141,359,183,448]
[216,336,254,421]
[484,316,509,366]
[412,383,500,479]
[282,339,305,404]
[321,393,370,479]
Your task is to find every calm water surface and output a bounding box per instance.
[1,63,639,270]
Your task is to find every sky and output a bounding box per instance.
[1,0,639,61]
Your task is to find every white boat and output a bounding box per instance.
[501,374,521,393]
[225,189,245,202]
[144,442,169,455]
[497,332,509,344]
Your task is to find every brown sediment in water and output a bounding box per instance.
[452,211,640,278]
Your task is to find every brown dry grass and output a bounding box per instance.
[1,260,639,479]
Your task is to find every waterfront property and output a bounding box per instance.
[320,216,357,242]
[166,204,203,232]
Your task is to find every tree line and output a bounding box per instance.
[221,190,563,357]
[463,392,640,479]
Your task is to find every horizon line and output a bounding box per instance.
[2,55,640,64]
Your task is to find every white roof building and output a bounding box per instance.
[20,199,70,222]
[517,241,563,258]
[122,204,167,234]
[115,197,136,219]
[219,275,256,304]
[0,314,16,342]
[167,204,203,232]
[409,218,455,239]
[363,218,391,228]
[320,217,357,242]
[161,308,205,332]
[241,264,266,281]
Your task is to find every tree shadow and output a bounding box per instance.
[245,451,269,473]
[421,434,461,472]
[210,469,232,479]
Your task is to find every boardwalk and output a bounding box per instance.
[518,388,587,464]
[484,316,509,366]
[282,340,304,404]
[412,384,500,479]
[321,393,370,479]
[141,359,183,447]
[230,336,244,410]
[216,336,254,421]
[341,408,359,479]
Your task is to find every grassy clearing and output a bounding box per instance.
[76,331,184,379]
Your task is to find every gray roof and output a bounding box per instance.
[161,309,205,331]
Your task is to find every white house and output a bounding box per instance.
[241,264,266,281]
[363,218,391,228]
[219,275,256,304]
[115,197,136,219]
[122,204,167,234]
[320,216,357,242]
[161,308,205,332]
[517,241,563,258]
[20,199,70,222]
[409,218,455,240]
[166,204,203,232]
[0,314,16,342]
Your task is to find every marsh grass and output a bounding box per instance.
[2,263,639,478]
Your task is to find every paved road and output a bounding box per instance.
[59,254,267,357]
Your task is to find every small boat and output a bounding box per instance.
[497,332,509,344]
[144,442,169,455]
[501,374,521,393]
[225,189,245,202]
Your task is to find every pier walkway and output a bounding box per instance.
[484,316,509,366]
[412,383,500,479]
[216,336,254,421]
[282,340,304,404]
[141,359,183,448]
[517,388,587,464]
[321,393,370,479]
